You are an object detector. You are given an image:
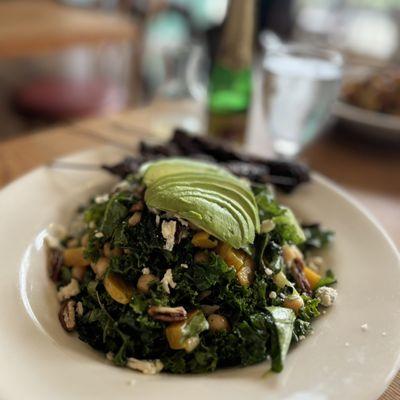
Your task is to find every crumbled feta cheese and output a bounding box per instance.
[279,293,286,299]
[94,232,104,238]
[126,358,164,374]
[164,212,189,227]
[260,219,275,233]
[57,279,80,302]
[315,286,337,307]
[46,223,68,248]
[265,268,273,276]
[361,323,369,332]
[155,215,160,226]
[76,301,84,317]
[180,263,189,269]
[161,269,176,294]
[95,193,109,204]
[269,291,277,299]
[142,268,150,275]
[161,220,177,251]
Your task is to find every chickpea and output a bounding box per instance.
[282,244,303,265]
[103,243,122,258]
[137,274,159,294]
[128,212,142,226]
[81,233,89,248]
[91,257,109,279]
[208,314,230,332]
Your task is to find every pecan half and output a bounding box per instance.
[59,300,77,332]
[47,247,63,282]
[291,258,312,295]
[148,306,187,322]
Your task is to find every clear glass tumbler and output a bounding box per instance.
[261,44,343,158]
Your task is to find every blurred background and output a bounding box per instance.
[1,0,400,139]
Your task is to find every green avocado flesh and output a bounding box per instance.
[143,159,260,248]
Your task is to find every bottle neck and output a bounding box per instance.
[217,0,255,70]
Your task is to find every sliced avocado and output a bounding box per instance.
[145,186,251,245]
[142,158,230,186]
[147,179,256,241]
[146,191,244,248]
[149,172,259,231]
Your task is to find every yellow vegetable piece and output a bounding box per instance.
[63,247,89,268]
[283,295,304,314]
[191,231,218,249]
[103,272,133,304]
[217,243,245,271]
[236,255,255,286]
[304,266,322,290]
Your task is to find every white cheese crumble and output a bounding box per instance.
[269,291,277,299]
[155,215,160,226]
[265,268,273,276]
[260,219,275,233]
[46,223,67,248]
[180,263,189,269]
[361,323,369,332]
[57,279,80,302]
[94,232,104,238]
[315,286,337,307]
[142,268,150,275]
[161,220,177,251]
[161,268,177,294]
[95,193,109,204]
[126,358,164,374]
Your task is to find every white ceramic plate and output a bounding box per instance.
[333,101,400,141]
[0,146,399,400]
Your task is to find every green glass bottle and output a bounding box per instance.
[207,0,255,143]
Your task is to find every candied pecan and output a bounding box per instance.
[148,306,187,322]
[291,258,312,295]
[47,247,63,282]
[59,300,77,332]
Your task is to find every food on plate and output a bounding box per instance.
[342,68,400,116]
[46,138,336,375]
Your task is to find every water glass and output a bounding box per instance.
[261,44,343,158]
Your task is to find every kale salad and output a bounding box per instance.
[47,155,337,375]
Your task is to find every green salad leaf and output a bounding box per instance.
[267,306,296,372]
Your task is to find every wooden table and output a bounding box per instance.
[0,0,137,59]
[0,100,399,399]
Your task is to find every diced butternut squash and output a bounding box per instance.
[217,243,245,271]
[283,295,304,314]
[63,247,89,268]
[191,231,218,249]
[304,266,322,290]
[103,272,133,304]
[236,255,255,286]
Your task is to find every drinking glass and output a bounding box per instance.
[261,43,343,158]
